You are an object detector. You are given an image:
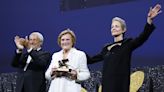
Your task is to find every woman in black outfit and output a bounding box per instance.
[88,4,162,92]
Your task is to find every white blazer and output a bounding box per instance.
[45,48,90,92]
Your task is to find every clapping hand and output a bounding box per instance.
[14,36,25,50]
[14,36,30,50]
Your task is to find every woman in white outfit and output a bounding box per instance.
[45,29,90,92]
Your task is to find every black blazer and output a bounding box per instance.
[12,49,51,92]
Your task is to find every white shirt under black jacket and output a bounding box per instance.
[17,48,41,71]
[45,48,90,92]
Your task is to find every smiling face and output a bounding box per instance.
[110,17,127,38]
[60,33,73,51]
[111,20,125,37]
[29,33,42,49]
[58,29,76,51]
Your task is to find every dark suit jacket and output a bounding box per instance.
[12,49,51,92]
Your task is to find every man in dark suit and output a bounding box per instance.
[12,32,51,92]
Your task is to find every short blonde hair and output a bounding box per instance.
[112,17,127,31]
[57,28,76,47]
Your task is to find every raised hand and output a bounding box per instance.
[147,4,162,24]
[14,36,25,50]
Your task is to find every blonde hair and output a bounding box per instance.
[112,17,127,31]
[57,28,76,47]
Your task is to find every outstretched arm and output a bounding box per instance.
[147,4,162,24]
[131,4,162,50]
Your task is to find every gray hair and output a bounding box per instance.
[30,32,44,45]
[112,17,127,31]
